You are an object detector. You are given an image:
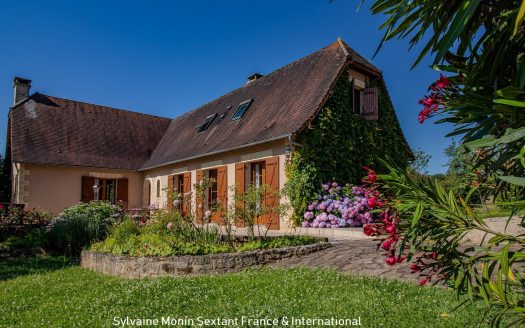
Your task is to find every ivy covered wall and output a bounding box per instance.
[285,70,411,223]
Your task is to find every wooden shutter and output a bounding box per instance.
[235,163,245,227]
[196,170,204,221]
[213,166,228,224]
[264,156,280,230]
[81,176,95,202]
[167,175,174,210]
[363,87,379,120]
[116,178,128,205]
[147,180,151,206]
[182,172,191,216]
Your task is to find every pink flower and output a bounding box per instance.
[410,264,421,272]
[301,221,310,228]
[367,197,381,209]
[435,75,450,90]
[204,210,212,218]
[381,240,392,251]
[166,222,173,230]
[363,224,376,236]
[385,224,396,234]
[419,277,429,286]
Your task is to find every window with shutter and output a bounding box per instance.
[363,87,379,120]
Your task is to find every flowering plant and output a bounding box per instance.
[417,75,458,123]
[301,171,385,229]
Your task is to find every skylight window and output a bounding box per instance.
[197,113,217,133]
[231,99,253,121]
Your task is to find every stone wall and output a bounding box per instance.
[81,242,331,278]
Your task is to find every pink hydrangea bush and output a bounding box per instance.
[301,171,384,229]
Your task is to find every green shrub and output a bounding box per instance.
[46,202,123,256]
[237,235,318,252]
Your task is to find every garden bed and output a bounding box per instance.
[81,241,331,278]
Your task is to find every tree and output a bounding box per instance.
[365,0,525,325]
[408,148,431,175]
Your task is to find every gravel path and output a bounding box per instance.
[269,239,420,283]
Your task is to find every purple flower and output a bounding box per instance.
[318,222,326,228]
[312,221,319,228]
[302,221,310,228]
[325,223,331,228]
[332,182,338,187]
[303,211,314,220]
[307,205,314,211]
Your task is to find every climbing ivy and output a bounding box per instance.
[285,71,410,224]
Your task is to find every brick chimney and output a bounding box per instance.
[13,77,31,105]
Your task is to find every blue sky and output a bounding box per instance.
[0,0,454,173]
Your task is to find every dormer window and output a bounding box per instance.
[230,99,253,121]
[197,113,217,133]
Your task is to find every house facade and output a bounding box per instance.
[4,39,411,230]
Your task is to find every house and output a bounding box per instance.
[3,39,411,230]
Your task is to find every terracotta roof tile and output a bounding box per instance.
[142,40,353,169]
[9,94,171,170]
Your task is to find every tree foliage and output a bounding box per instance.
[367,0,525,325]
[285,71,410,223]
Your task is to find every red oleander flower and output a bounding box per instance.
[386,256,396,266]
[435,75,450,90]
[385,224,396,234]
[419,277,429,286]
[396,256,406,263]
[410,264,421,272]
[381,239,392,251]
[363,224,376,236]
[367,197,382,209]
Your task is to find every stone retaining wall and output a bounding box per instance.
[81,242,331,278]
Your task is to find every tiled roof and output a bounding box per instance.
[8,39,397,171]
[142,40,373,169]
[9,94,171,170]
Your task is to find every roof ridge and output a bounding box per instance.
[39,93,172,121]
[337,37,350,57]
[337,39,381,74]
[166,41,342,126]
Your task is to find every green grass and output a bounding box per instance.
[0,256,493,327]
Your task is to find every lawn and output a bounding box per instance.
[0,256,492,327]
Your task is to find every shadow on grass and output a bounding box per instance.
[0,256,77,281]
